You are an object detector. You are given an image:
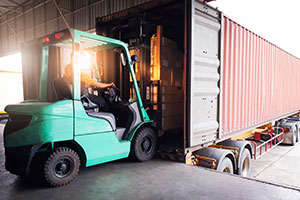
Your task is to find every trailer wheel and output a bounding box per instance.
[238,149,251,177]
[292,132,296,146]
[130,127,157,162]
[44,147,80,187]
[217,157,233,174]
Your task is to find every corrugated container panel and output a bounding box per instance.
[189,1,220,146]
[25,11,34,29]
[25,28,34,41]
[221,17,300,137]
[35,23,46,38]
[45,2,58,21]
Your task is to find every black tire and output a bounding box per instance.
[130,127,157,162]
[292,132,296,146]
[44,147,80,187]
[217,157,233,174]
[238,149,251,177]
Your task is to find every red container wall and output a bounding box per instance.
[221,17,300,136]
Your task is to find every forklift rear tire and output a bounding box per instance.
[130,127,157,162]
[44,147,80,187]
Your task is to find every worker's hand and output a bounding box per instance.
[110,82,116,87]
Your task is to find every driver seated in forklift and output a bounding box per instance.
[62,52,143,141]
[63,53,115,112]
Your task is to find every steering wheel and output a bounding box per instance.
[104,86,121,103]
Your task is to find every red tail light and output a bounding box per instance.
[43,37,50,42]
[55,33,61,39]
[283,128,290,132]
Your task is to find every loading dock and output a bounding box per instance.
[1,124,300,200]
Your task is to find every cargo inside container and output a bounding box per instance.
[96,0,187,151]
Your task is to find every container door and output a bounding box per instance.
[188,0,221,147]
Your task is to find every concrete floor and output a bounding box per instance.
[249,142,300,189]
[1,124,300,200]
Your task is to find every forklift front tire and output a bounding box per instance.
[44,147,80,187]
[130,127,157,162]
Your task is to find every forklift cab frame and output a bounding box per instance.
[40,29,149,121]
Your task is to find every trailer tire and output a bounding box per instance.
[292,132,296,146]
[217,157,233,174]
[44,147,80,187]
[130,127,157,162]
[238,149,251,177]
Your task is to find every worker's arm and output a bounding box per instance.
[91,82,115,88]
[81,71,115,88]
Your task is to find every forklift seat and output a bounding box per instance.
[52,77,72,100]
[53,77,116,130]
[87,111,116,130]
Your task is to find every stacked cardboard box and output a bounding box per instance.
[150,33,184,132]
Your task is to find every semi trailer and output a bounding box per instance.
[95,0,300,173]
[3,0,300,187]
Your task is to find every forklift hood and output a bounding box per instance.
[5,102,51,115]
[4,100,74,148]
[5,100,73,116]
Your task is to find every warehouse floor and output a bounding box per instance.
[249,142,300,189]
[1,124,300,200]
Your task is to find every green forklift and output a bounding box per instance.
[4,29,157,186]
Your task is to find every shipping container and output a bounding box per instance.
[95,0,300,175]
